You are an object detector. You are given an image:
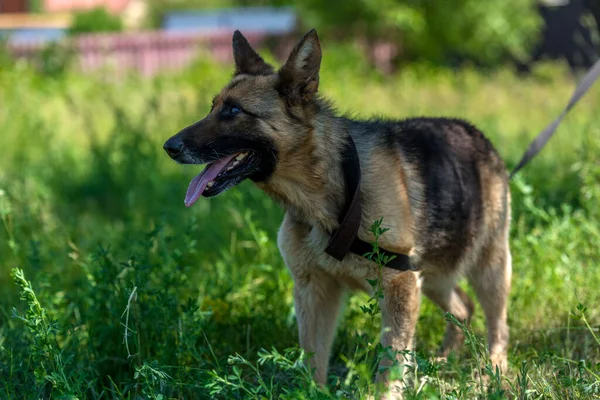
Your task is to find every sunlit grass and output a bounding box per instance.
[0,49,599,398]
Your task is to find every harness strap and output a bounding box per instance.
[324,135,416,271]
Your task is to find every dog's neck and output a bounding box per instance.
[256,102,354,232]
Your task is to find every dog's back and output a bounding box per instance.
[352,117,509,269]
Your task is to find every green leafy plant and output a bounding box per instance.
[11,268,81,397]
[68,7,123,35]
[35,42,76,78]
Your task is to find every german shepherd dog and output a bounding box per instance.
[164,30,511,396]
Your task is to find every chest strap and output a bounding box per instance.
[324,135,418,271]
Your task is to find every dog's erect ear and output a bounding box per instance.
[278,29,322,104]
[232,30,274,76]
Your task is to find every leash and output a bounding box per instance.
[325,136,417,271]
[510,58,600,179]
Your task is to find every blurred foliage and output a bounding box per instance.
[0,38,14,69]
[298,0,542,65]
[68,7,124,35]
[149,0,542,66]
[27,0,44,13]
[34,42,76,77]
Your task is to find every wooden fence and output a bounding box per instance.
[6,30,294,76]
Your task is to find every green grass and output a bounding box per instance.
[1,47,599,398]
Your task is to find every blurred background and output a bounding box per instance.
[1,1,599,399]
[0,0,599,73]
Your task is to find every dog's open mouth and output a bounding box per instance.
[185,151,259,206]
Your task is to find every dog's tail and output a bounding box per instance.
[509,58,600,179]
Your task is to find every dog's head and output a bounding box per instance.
[164,29,322,206]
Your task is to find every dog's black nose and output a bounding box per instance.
[163,137,183,157]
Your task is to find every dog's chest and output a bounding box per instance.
[278,217,403,290]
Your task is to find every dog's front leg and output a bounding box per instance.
[376,271,421,398]
[292,270,345,385]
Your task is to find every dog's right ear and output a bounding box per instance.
[232,30,274,76]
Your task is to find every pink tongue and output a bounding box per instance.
[184,153,238,207]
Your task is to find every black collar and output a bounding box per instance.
[324,135,418,271]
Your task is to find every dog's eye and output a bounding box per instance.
[220,104,243,120]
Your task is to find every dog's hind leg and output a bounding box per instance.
[422,275,475,358]
[293,270,345,385]
[468,237,512,374]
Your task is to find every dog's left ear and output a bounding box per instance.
[278,29,322,104]
[232,30,274,76]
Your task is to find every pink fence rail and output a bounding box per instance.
[7,30,294,77]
